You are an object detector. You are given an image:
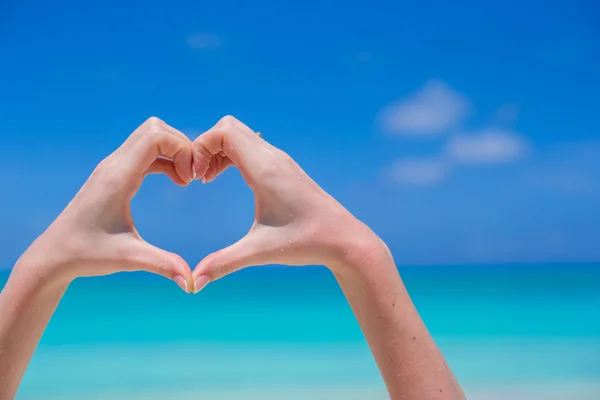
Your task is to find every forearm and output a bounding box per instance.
[0,261,69,399]
[329,236,464,400]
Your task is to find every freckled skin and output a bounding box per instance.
[0,115,465,400]
[192,116,466,399]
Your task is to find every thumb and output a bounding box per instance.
[192,230,271,293]
[126,240,193,294]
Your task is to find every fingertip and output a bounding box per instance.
[192,252,218,281]
[193,274,211,294]
[174,275,190,293]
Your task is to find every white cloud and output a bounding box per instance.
[386,128,528,187]
[387,158,448,186]
[381,86,530,187]
[379,80,470,136]
[446,129,529,164]
[187,33,222,50]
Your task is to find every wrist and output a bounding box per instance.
[324,214,393,274]
[11,256,73,294]
[2,260,71,317]
[12,234,77,293]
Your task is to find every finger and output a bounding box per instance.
[203,154,234,183]
[124,117,194,183]
[192,232,270,293]
[145,158,188,186]
[192,115,268,183]
[160,123,195,182]
[125,240,193,293]
[120,117,190,157]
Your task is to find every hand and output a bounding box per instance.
[15,117,194,292]
[2,116,463,400]
[190,116,382,292]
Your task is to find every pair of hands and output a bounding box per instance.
[4,115,466,400]
[19,116,376,294]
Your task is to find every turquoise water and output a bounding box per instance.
[3,264,600,399]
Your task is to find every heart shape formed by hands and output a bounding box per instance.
[30,115,369,295]
[3,116,465,400]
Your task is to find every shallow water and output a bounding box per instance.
[2,264,599,399]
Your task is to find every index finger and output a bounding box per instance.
[122,117,194,183]
[192,115,271,184]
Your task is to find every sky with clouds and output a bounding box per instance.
[0,0,599,268]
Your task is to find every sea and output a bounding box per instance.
[2,263,599,399]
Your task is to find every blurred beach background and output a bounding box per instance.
[1,0,600,399]
[2,265,600,399]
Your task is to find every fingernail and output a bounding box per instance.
[174,275,189,293]
[201,177,207,184]
[194,275,211,294]
[192,168,197,181]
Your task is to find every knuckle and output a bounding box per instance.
[253,148,293,181]
[91,156,121,185]
[276,148,293,163]
[216,259,234,277]
[145,116,163,127]
[95,150,120,169]
[218,115,238,127]
[265,160,281,178]
[254,155,280,182]
[149,123,162,138]
[152,260,169,277]
[144,117,165,138]
[94,156,112,174]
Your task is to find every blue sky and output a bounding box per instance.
[1,0,599,268]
